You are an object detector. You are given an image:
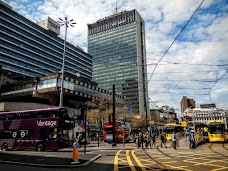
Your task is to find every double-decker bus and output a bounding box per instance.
[103,121,131,143]
[0,107,75,151]
[165,123,184,141]
[207,120,225,142]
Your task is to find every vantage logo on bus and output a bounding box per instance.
[37,120,57,127]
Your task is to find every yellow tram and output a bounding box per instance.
[165,123,183,141]
[207,120,225,142]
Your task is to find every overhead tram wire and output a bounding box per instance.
[209,71,228,103]
[147,70,225,74]
[147,0,205,84]
[146,60,228,66]
[147,86,210,90]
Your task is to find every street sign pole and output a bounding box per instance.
[122,125,125,148]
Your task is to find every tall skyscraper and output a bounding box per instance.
[88,10,148,115]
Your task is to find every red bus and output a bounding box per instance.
[103,121,131,143]
[0,107,75,151]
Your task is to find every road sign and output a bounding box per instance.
[128,106,132,115]
[120,120,125,125]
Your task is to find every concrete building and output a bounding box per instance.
[180,96,195,114]
[0,2,122,110]
[88,10,149,116]
[183,107,228,129]
[1,2,92,82]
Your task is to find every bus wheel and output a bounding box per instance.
[36,143,44,151]
[1,143,8,150]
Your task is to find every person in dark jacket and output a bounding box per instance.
[160,132,167,148]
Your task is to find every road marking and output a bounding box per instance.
[114,150,121,171]
[131,150,147,171]
[163,164,192,171]
[211,166,228,171]
[126,150,137,171]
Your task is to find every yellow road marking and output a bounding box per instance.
[114,150,121,171]
[211,166,228,171]
[131,150,147,171]
[118,158,128,163]
[194,162,228,167]
[126,150,137,171]
[163,164,192,171]
[194,159,228,165]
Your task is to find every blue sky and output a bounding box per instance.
[3,0,228,113]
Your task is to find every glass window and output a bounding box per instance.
[49,127,58,139]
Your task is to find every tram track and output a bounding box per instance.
[222,142,228,151]
[144,147,171,171]
[209,143,228,157]
[145,144,208,171]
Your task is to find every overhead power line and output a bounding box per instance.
[146,60,228,66]
[147,0,205,84]
[147,70,224,74]
[149,79,216,82]
[209,71,228,103]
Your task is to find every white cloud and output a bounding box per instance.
[3,0,228,110]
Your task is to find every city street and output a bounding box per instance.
[1,139,227,171]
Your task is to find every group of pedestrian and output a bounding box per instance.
[136,132,152,149]
[135,129,198,150]
[136,131,167,149]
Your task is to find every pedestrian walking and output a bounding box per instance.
[160,132,167,148]
[77,132,82,148]
[189,130,195,149]
[137,133,142,148]
[172,131,177,149]
[141,132,145,149]
[145,132,151,149]
[151,132,156,148]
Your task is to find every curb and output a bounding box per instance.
[0,154,102,168]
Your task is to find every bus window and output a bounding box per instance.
[1,130,11,139]
[49,127,58,139]
[35,113,46,118]
[20,113,32,119]
[0,115,6,120]
[105,128,113,134]
[6,114,17,120]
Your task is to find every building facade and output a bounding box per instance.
[88,10,149,115]
[183,108,228,129]
[180,96,196,114]
[1,2,124,109]
[1,2,92,84]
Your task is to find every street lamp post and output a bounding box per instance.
[58,17,76,107]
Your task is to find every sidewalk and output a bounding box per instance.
[0,142,135,168]
[0,150,101,168]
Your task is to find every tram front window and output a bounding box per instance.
[166,127,175,134]
[209,126,223,134]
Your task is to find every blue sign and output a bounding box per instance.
[120,120,125,125]
[128,106,132,115]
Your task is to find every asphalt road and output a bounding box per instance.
[1,140,227,171]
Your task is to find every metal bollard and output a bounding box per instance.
[71,142,80,164]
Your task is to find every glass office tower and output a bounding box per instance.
[88,10,149,115]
